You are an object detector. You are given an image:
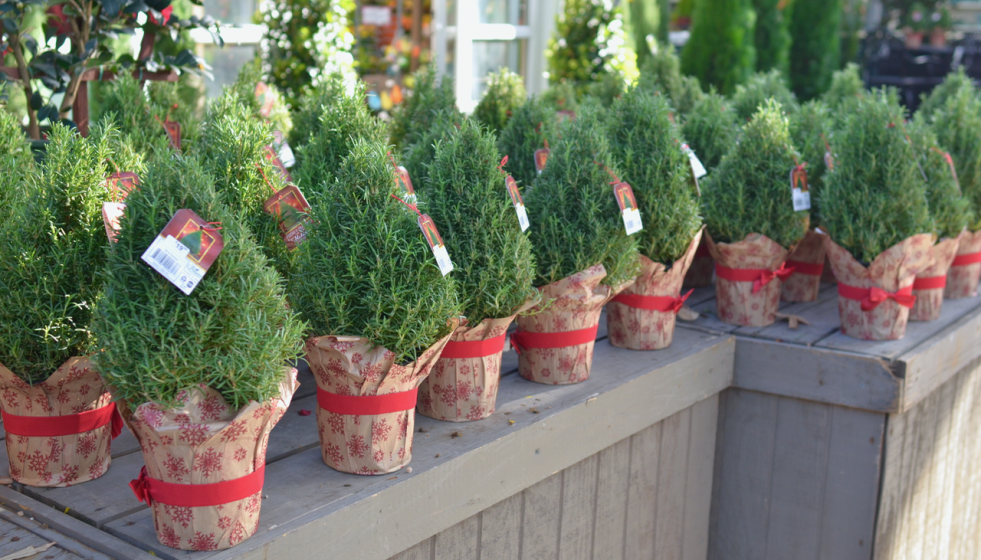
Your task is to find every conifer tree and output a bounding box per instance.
[524,105,639,287]
[822,63,865,110]
[473,68,526,135]
[389,66,460,151]
[918,68,976,120]
[608,87,701,263]
[0,125,114,382]
[930,89,981,230]
[498,96,560,189]
[731,70,799,122]
[753,0,792,75]
[417,120,538,324]
[94,151,305,409]
[680,0,756,95]
[681,91,739,171]
[403,108,465,189]
[788,0,843,101]
[637,42,704,116]
[702,100,809,249]
[789,100,833,223]
[289,139,460,363]
[819,90,934,263]
[909,119,975,239]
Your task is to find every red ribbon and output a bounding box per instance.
[440,334,507,359]
[510,323,599,355]
[130,465,265,507]
[317,386,418,416]
[715,263,795,294]
[612,289,694,314]
[390,194,422,216]
[785,260,824,276]
[2,402,123,439]
[912,276,947,290]
[837,283,916,311]
[952,251,981,267]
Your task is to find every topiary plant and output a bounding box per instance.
[908,118,975,239]
[389,66,461,151]
[417,119,538,324]
[637,42,704,116]
[680,0,756,95]
[702,99,809,249]
[918,68,975,120]
[822,62,865,110]
[788,0,842,101]
[753,0,792,75]
[524,105,639,288]
[288,139,461,363]
[498,96,561,189]
[819,90,934,263]
[681,91,740,171]
[97,75,198,154]
[402,108,465,190]
[731,70,799,122]
[929,88,981,231]
[473,68,527,135]
[229,59,293,138]
[93,150,305,409]
[0,124,114,383]
[608,87,701,263]
[789,100,833,224]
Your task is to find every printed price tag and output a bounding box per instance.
[141,209,224,295]
[106,172,139,202]
[272,130,295,168]
[264,184,312,250]
[534,147,550,175]
[613,182,643,235]
[823,151,834,172]
[418,214,454,276]
[505,175,530,232]
[162,119,181,151]
[264,145,293,183]
[102,202,126,243]
[682,144,706,196]
[791,165,810,212]
[396,165,415,194]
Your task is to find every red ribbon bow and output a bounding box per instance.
[753,263,795,294]
[862,286,916,311]
[666,289,694,313]
[129,466,153,505]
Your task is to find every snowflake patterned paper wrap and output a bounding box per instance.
[305,327,456,475]
[0,357,114,487]
[117,368,297,551]
[911,236,961,322]
[514,264,618,385]
[945,230,981,299]
[683,235,714,288]
[781,229,828,303]
[707,233,790,327]
[826,234,935,341]
[607,230,703,350]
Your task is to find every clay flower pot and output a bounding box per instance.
[707,233,793,327]
[781,229,828,303]
[910,235,961,322]
[945,230,981,299]
[607,229,703,350]
[0,357,121,487]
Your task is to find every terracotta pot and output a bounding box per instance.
[707,233,791,327]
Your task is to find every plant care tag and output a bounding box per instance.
[682,144,707,196]
[264,184,312,250]
[141,209,224,295]
[396,165,415,194]
[255,81,277,118]
[534,147,550,175]
[791,165,810,212]
[264,145,293,183]
[418,214,453,276]
[106,171,139,202]
[272,130,295,168]
[824,151,834,171]
[162,119,181,150]
[505,175,530,231]
[102,202,126,243]
[613,182,643,235]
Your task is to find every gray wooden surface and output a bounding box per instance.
[391,395,719,560]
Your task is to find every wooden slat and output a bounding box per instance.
[960,363,981,560]
[557,455,597,560]
[389,538,431,560]
[479,493,521,560]
[733,284,840,345]
[591,438,630,560]
[624,422,660,560]
[901,389,940,560]
[654,407,691,560]
[433,516,478,559]
[520,473,562,560]
[923,378,957,559]
[681,395,718,560]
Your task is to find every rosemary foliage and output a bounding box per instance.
[918,68,975,120]
[789,100,833,225]
[732,70,800,122]
[403,108,465,190]
[681,91,740,171]
[497,96,560,189]
[637,42,704,116]
[473,68,527,135]
[389,66,461,151]
[908,118,975,239]
[928,88,981,230]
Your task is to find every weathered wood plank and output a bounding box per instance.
[591,438,630,560]
[479,493,521,560]
[901,389,940,560]
[433,516,478,560]
[681,394,718,560]
[872,409,906,560]
[654,407,691,560]
[389,537,431,560]
[707,389,778,560]
[733,284,840,345]
[557,455,597,560]
[624,422,660,560]
[960,363,981,560]
[520,473,562,560]
[0,518,80,559]
[924,377,956,560]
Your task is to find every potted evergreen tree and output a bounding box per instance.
[498,96,560,188]
[701,100,810,326]
[415,121,539,422]
[907,120,975,321]
[637,41,704,116]
[98,75,200,154]
[402,108,465,189]
[289,138,460,474]
[820,90,935,340]
[94,150,304,551]
[731,70,799,122]
[0,109,34,220]
[519,105,639,384]
[473,68,527,135]
[822,63,865,111]
[389,66,461,151]
[605,88,703,350]
[0,125,123,488]
[680,0,756,95]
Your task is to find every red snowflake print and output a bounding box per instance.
[218,516,231,530]
[355,465,377,475]
[397,446,406,459]
[78,384,91,395]
[398,412,409,439]
[458,364,471,377]
[159,525,181,548]
[456,381,473,401]
[180,423,210,446]
[55,392,70,404]
[163,454,189,481]
[168,506,194,528]
[60,465,79,486]
[220,420,248,442]
[140,407,164,429]
[193,448,223,477]
[558,356,574,373]
[466,406,486,421]
[437,384,456,406]
[245,493,262,514]
[46,438,63,463]
[351,353,363,364]
[199,395,228,421]
[335,384,352,396]
[88,456,107,479]
[325,443,343,465]
[234,448,248,462]
[27,450,48,474]
[373,449,385,463]
[327,412,345,434]
[540,368,552,378]
[141,438,159,454]
[2,389,19,409]
[229,521,248,546]
[347,435,368,458]
[7,464,19,480]
[371,419,391,446]
[360,364,381,383]
[190,532,217,551]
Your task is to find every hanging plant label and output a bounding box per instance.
[613,181,643,235]
[418,214,454,276]
[141,209,224,295]
[264,145,293,183]
[534,147,550,175]
[682,144,707,196]
[264,184,312,250]
[102,203,126,243]
[254,82,277,118]
[396,165,415,194]
[106,172,139,202]
[824,151,834,171]
[791,165,811,212]
[162,119,181,150]
[505,175,530,232]
[272,130,295,168]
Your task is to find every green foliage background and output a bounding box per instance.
[680,0,756,95]
[732,70,799,122]
[908,119,975,239]
[681,92,739,172]
[389,67,460,151]
[929,88,981,231]
[473,68,527,135]
[637,42,704,116]
[752,0,792,76]
[498,96,560,189]
[788,0,843,101]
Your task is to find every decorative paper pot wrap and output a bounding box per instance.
[707,233,792,327]
[607,229,703,350]
[826,234,935,341]
[781,229,828,303]
[945,230,981,299]
[513,264,622,385]
[305,326,456,475]
[121,369,297,551]
[910,236,961,322]
[683,234,714,288]
[0,357,122,487]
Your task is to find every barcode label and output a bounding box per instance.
[150,247,180,275]
[433,245,454,276]
[515,203,530,232]
[622,208,643,235]
[792,187,811,212]
[141,235,206,295]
